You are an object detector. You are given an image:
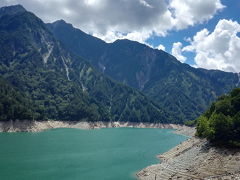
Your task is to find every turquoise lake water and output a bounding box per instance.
[0,128,188,180]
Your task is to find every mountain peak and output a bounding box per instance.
[0,4,26,17]
[113,38,148,49]
[51,19,73,28]
[53,19,67,24]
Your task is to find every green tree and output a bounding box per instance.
[196,88,240,147]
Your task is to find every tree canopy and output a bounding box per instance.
[196,88,240,147]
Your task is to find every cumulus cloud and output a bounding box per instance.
[172,42,187,63]
[0,0,225,43]
[183,19,240,72]
[156,44,166,51]
[169,0,225,29]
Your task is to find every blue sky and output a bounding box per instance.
[147,0,240,65]
[0,0,239,72]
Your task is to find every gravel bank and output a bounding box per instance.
[137,134,240,180]
[0,120,190,132]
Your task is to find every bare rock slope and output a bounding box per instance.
[137,136,240,180]
[0,120,187,132]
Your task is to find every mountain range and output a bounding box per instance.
[0,5,171,123]
[0,5,239,123]
[47,20,239,122]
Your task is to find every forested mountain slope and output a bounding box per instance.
[0,5,173,123]
[0,77,36,121]
[48,20,239,122]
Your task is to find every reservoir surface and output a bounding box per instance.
[0,128,188,180]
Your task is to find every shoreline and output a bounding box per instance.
[0,120,193,133]
[137,135,240,179]
[4,120,239,179]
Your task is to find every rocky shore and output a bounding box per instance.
[0,120,190,132]
[137,134,240,179]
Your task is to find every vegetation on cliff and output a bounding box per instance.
[0,5,172,123]
[197,88,240,147]
[0,77,36,121]
[48,20,239,123]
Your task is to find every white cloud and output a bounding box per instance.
[170,0,225,29]
[156,44,165,51]
[183,19,240,72]
[0,0,225,43]
[171,42,186,63]
[93,30,153,44]
[139,0,153,8]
